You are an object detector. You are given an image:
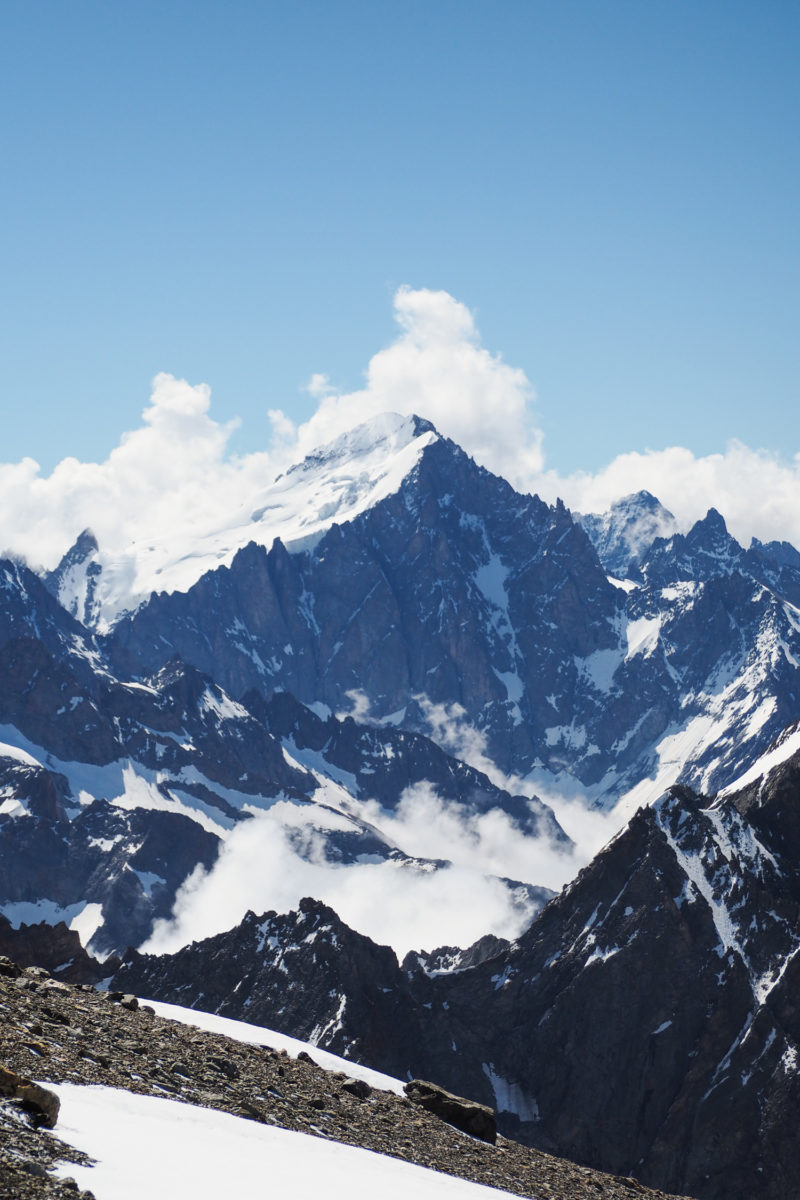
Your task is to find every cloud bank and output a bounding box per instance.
[142,794,563,959]
[1,283,799,571]
[142,700,628,959]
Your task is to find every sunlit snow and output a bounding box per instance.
[50,1084,516,1200]
[60,412,438,628]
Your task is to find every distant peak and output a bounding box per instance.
[67,528,100,558]
[618,490,668,512]
[409,414,438,436]
[49,527,100,576]
[699,508,729,535]
[576,490,677,577]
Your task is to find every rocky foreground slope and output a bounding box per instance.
[0,957,693,1200]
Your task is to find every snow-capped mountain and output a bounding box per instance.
[3,411,800,960]
[0,544,563,956]
[46,413,440,630]
[576,490,677,578]
[4,409,800,1200]
[88,416,800,807]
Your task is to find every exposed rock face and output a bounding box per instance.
[101,432,800,804]
[0,546,562,956]
[111,748,800,1200]
[250,688,568,844]
[0,918,113,985]
[104,436,624,781]
[114,899,429,1081]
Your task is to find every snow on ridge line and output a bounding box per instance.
[50,1083,516,1200]
[717,725,800,798]
[143,998,406,1095]
[59,412,439,629]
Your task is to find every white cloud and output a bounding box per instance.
[2,285,799,577]
[536,441,800,549]
[412,698,627,876]
[0,288,543,573]
[142,800,551,960]
[358,783,576,893]
[0,373,273,570]
[287,285,543,485]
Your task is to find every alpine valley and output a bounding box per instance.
[3,412,800,1200]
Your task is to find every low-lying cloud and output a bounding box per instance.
[413,698,628,872]
[141,697,632,962]
[142,794,559,960]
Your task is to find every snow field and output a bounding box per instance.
[50,1084,518,1200]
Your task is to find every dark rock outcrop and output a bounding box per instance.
[405,1079,496,1143]
[0,919,115,984]
[0,1065,60,1128]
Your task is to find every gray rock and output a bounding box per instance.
[341,1076,371,1099]
[0,1064,60,1128]
[405,1079,496,1144]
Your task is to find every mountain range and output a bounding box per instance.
[2,411,800,1198]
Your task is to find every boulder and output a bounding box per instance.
[341,1076,372,1099]
[404,1079,496,1144]
[0,1064,60,1127]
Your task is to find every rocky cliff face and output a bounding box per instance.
[113,744,800,1200]
[0,544,561,956]
[104,434,619,783]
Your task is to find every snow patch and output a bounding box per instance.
[51,1083,511,1200]
[482,1063,539,1122]
[625,616,661,660]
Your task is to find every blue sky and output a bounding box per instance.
[1,0,797,477]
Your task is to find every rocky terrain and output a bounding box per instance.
[0,956,694,1200]
[0,551,561,957]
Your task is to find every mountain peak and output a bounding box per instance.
[43,527,102,626]
[283,412,439,480]
[51,413,442,628]
[701,507,727,533]
[577,490,677,578]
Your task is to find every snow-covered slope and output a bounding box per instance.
[48,413,438,629]
[52,1084,513,1200]
[144,997,405,1093]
